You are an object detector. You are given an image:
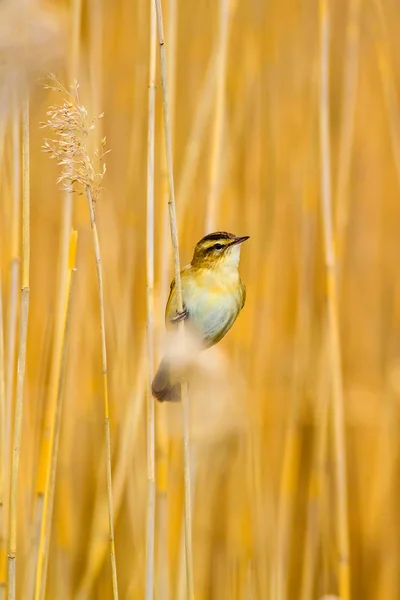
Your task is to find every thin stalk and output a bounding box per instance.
[156,0,177,597]
[372,0,400,187]
[8,97,30,600]
[205,0,230,232]
[76,336,147,599]
[154,0,194,597]
[0,106,8,599]
[70,0,83,79]
[33,5,82,593]
[0,242,6,600]
[300,330,329,600]
[160,53,217,306]
[335,0,361,284]
[86,185,119,600]
[33,227,77,600]
[5,102,21,555]
[145,1,157,598]
[274,188,314,600]
[39,231,78,600]
[319,2,350,599]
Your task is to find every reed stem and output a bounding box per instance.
[319,2,350,598]
[154,0,194,596]
[8,97,30,600]
[39,232,78,600]
[145,0,157,597]
[86,185,119,600]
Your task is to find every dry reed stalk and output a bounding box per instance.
[71,0,83,78]
[41,76,118,599]
[0,243,6,600]
[1,102,21,600]
[76,335,147,598]
[205,0,229,232]
[154,0,194,597]
[158,0,177,298]
[8,96,30,600]
[160,53,217,304]
[319,2,350,598]
[39,231,77,600]
[32,5,82,593]
[300,329,329,600]
[274,186,315,600]
[88,0,103,145]
[335,0,361,283]
[0,107,9,599]
[32,228,78,600]
[86,181,119,600]
[5,101,21,474]
[372,0,400,187]
[145,0,157,597]
[156,1,177,596]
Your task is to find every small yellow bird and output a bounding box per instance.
[152,231,249,402]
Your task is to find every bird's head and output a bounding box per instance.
[191,231,249,270]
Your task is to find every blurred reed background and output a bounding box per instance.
[1,0,400,598]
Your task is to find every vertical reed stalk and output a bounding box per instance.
[6,102,21,484]
[33,226,77,600]
[274,187,314,600]
[1,99,21,600]
[32,5,82,595]
[0,244,6,600]
[335,0,361,282]
[145,0,157,597]
[160,53,216,303]
[205,0,230,232]
[154,0,194,597]
[300,329,329,600]
[319,2,350,598]
[159,0,177,303]
[86,185,119,600]
[8,97,30,600]
[156,2,177,596]
[39,231,77,600]
[373,0,400,186]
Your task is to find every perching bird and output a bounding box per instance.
[152,231,249,402]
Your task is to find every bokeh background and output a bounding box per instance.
[1,0,400,598]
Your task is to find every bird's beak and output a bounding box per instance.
[231,235,250,246]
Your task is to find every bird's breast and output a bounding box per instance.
[180,268,243,346]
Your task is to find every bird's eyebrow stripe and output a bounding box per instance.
[200,231,234,243]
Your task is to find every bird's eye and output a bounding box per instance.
[213,243,223,250]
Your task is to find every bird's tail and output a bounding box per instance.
[151,357,181,402]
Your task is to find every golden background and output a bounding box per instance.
[1,0,400,598]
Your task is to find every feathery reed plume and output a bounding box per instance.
[145,1,157,597]
[154,0,194,596]
[319,2,350,598]
[8,96,30,600]
[40,75,119,599]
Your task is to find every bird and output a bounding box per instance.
[152,231,249,402]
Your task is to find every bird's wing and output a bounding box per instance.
[240,279,247,309]
[165,265,190,326]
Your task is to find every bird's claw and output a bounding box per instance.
[170,307,188,323]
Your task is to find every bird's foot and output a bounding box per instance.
[170,307,188,324]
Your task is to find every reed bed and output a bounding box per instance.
[1,0,400,598]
